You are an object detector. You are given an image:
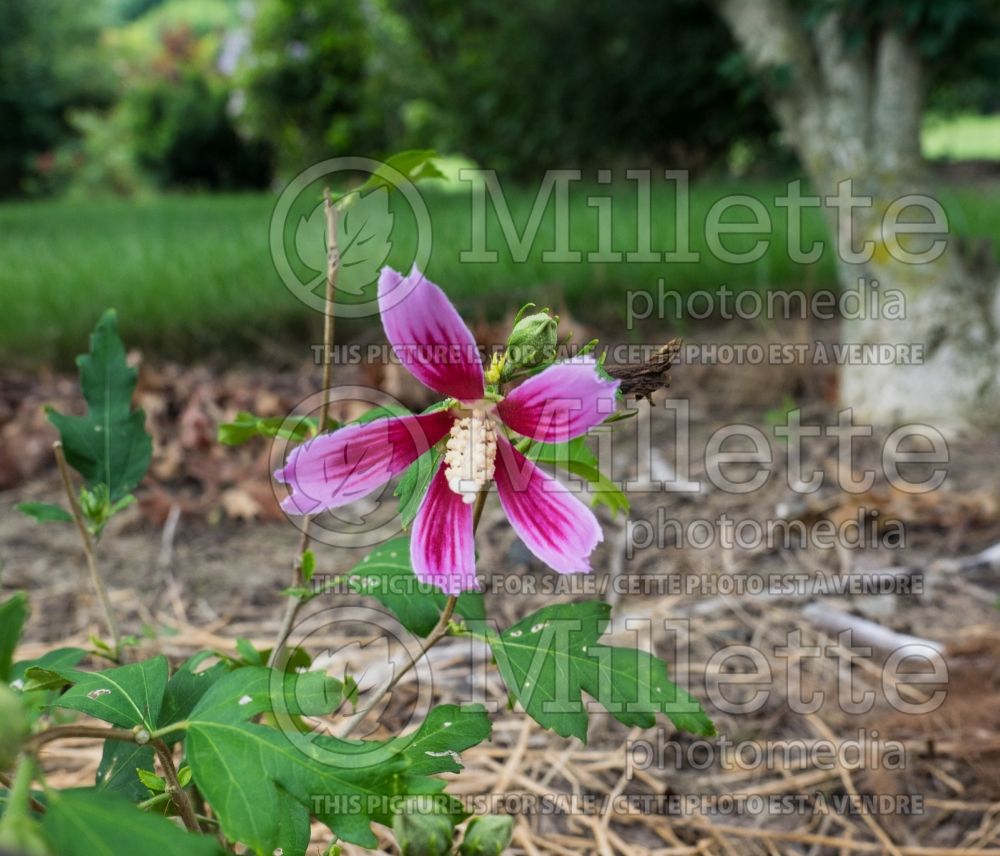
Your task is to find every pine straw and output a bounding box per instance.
[19,553,1000,856]
[10,328,1000,854]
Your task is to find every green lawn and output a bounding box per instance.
[2,178,998,366]
[923,114,1000,161]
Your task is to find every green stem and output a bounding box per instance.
[338,486,490,738]
[27,725,138,752]
[0,755,36,825]
[268,190,341,670]
[54,441,120,654]
[136,792,173,812]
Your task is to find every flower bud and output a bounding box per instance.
[504,311,558,376]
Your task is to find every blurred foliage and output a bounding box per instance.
[238,0,392,175]
[390,0,778,177]
[0,0,114,196]
[3,0,1000,197]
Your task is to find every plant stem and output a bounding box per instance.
[339,487,490,738]
[268,190,340,670]
[54,441,120,652]
[152,739,201,833]
[27,724,138,752]
[136,791,173,812]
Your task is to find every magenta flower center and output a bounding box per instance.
[444,408,498,503]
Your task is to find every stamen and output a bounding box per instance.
[444,408,497,503]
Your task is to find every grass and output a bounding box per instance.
[923,113,1000,161]
[2,176,1000,366]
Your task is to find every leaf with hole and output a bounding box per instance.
[50,655,169,730]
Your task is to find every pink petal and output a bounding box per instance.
[274,410,454,515]
[493,434,602,574]
[410,461,478,594]
[378,266,485,402]
[497,357,620,443]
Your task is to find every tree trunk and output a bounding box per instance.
[711,0,1000,430]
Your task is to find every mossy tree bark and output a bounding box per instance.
[711,0,1000,429]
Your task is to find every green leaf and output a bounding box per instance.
[11,648,88,724]
[234,638,263,666]
[136,768,166,794]
[0,592,29,682]
[184,667,488,852]
[353,149,444,197]
[217,411,319,446]
[525,437,629,517]
[97,741,157,801]
[15,502,73,525]
[42,789,226,856]
[51,656,169,730]
[395,448,442,529]
[158,653,231,738]
[47,310,152,502]
[11,648,87,685]
[352,403,411,424]
[459,815,515,856]
[300,550,316,583]
[347,537,485,637]
[337,187,394,297]
[486,601,714,741]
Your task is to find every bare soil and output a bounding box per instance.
[3,318,1000,854]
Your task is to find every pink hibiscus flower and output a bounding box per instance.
[275,266,620,594]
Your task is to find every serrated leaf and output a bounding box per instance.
[346,537,485,637]
[354,150,444,197]
[41,788,226,856]
[15,502,73,524]
[47,310,152,501]
[184,667,488,852]
[51,656,169,730]
[525,437,629,517]
[486,601,714,741]
[0,591,28,681]
[336,188,393,297]
[97,741,157,801]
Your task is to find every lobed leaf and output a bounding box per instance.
[47,309,152,502]
[487,601,714,741]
